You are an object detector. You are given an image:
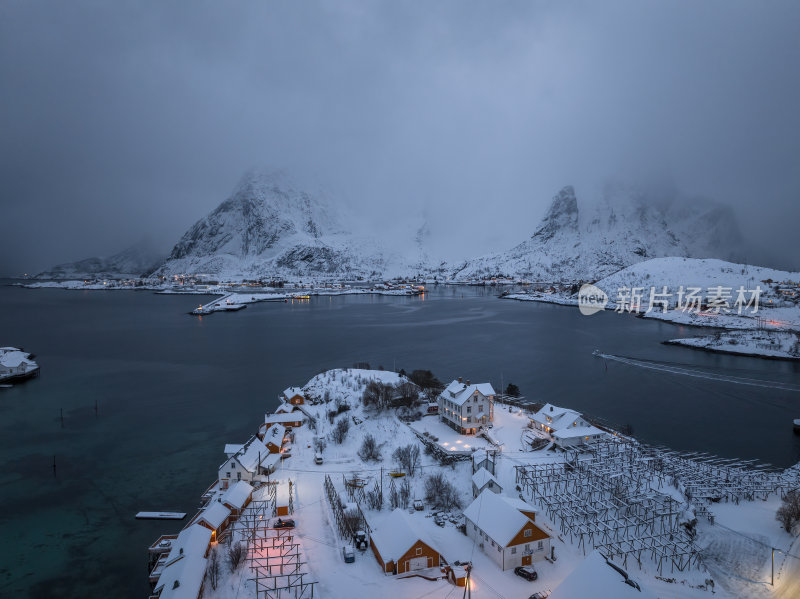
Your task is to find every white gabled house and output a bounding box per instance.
[471,467,502,498]
[463,490,551,571]
[530,403,607,448]
[218,435,281,490]
[437,378,495,435]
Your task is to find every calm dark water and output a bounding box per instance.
[0,283,798,597]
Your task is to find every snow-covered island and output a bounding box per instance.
[145,368,800,599]
[504,257,800,360]
[0,346,39,385]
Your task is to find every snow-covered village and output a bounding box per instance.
[138,369,800,599]
[3,3,800,599]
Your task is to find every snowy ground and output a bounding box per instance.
[666,330,800,360]
[181,368,800,599]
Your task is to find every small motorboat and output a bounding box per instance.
[793,419,800,434]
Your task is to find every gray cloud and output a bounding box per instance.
[1,0,799,275]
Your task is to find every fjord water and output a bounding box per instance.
[0,284,798,598]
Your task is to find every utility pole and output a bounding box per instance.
[772,547,775,586]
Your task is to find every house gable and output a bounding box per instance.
[507,520,549,547]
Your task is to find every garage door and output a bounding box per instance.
[406,557,428,571]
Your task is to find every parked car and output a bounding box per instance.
[273,518,295,529]
[314,452,323,465]
[342,545,355,563]
[413,499,424,511]
[514,566,538,581]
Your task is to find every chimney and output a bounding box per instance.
[457,377,462,383]
[466,380,470,386]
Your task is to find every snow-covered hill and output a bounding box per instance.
[592,257,799,298]
[451,184,746,282]
[154,169,422,280]
[35,237,165,280]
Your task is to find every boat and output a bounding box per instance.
[793,419,800,434]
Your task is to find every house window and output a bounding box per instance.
[467,406,471,414]
[226,472,231,478]
[537,541,543,550]
[237,472,241,481]
[416,547,422,555]
[491,540,495,547]
[524,529,532,538]
[511,547,517,554]
[525,544,530,551]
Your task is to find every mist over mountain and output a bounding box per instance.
[36,170,756,283]
[449,183,747,282]
[35,237,165,280]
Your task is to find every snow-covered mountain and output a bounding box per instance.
[35,237,165,280]
[450,183,745,282]
[155,169,415,280]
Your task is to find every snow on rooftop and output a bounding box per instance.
[439,380,496,406]
[552,425,606,440]
[196,501,230,530]
[221,480,253,511]
[263,424,286,446]
[283,386,305,398]
[530,403,580,428]
[463,489,533,547]
[264,412,306,424]
[231,435,270,472]
[471,467,500,489]
[549,551,656,599]
[370,508,437,563]
[224,443,243,457]
[155,524,212,599]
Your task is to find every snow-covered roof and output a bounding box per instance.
[530,403,583,431]
[500,494,535,514]
[552,425,606,440]
[463,490,540,547]
[221,480,253,511]
[549,551,656,599]
[263,424,286,447]
[370,508,438,563]
[231,436,270,473]
[439,380,496,406]
[0,351,33,368]
[264,412,306,424]
[196,501,230,530]
[471,467,500,490]
[155,525,212,599]
[275,402,297,414]
[283,386,305,398]
[261,452,282,470]
[224,443,243,457]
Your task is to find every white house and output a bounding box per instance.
[437,378,495,435]
[218,435,279,489]
[463,490,551,570]
[152,524,212,599]
[530,403,607,448]
[471,467,502,498]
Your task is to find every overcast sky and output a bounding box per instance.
[1,0,799,275]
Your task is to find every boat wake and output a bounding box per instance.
[594,351,800,392]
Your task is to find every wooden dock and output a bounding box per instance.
[135,511,186,520]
